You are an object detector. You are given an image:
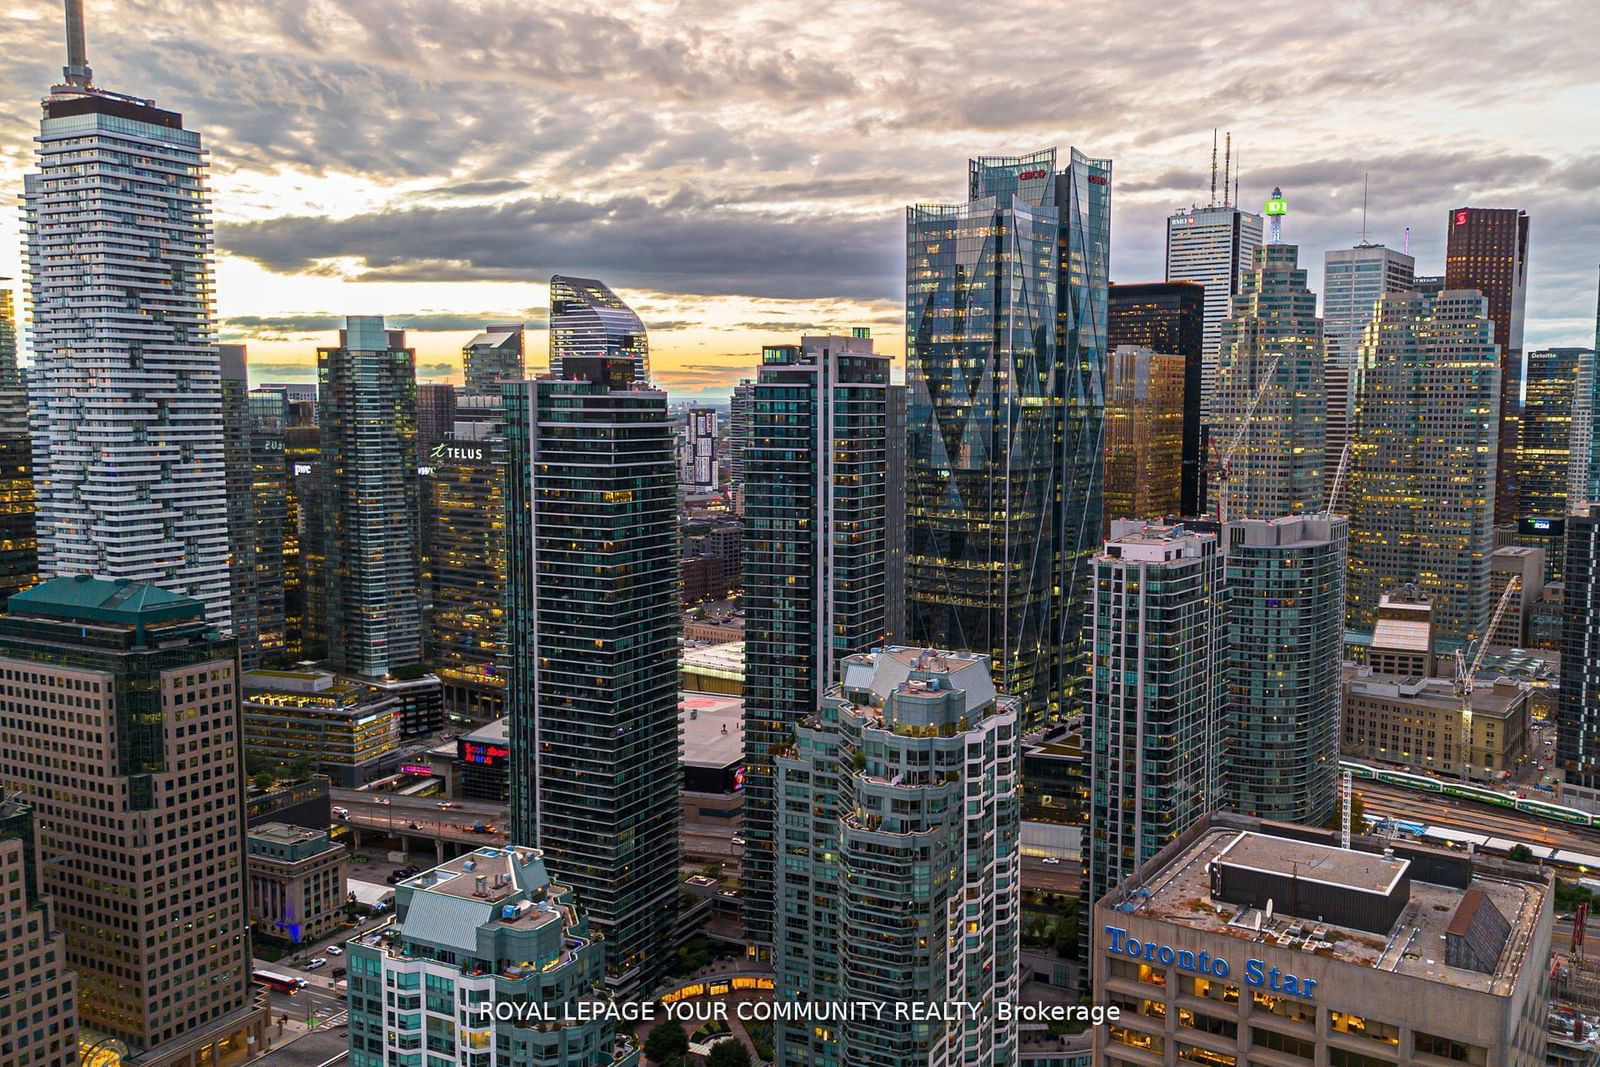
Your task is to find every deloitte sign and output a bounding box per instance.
[1104,925,1319,999]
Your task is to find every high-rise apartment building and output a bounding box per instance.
[886,382,908,643]
[284,421,322,654]
[1165,203,1264,416]
[1108,281,1207,516]
[740,330,890,952]
[1086,521,1224,910]
[0,576,266,1060]
[1102,346,1184,532]
[728,378,755,499]
[680,405,719,491]
[0,797,77,1067]
[0,282,36,600]
[24,19,232,627]
[460,322,525,396]
[774,648,1020,1067]
[1446,207,1530,524]
[548,275,650,384]
[1208,243,1326,520]
[345,846,641,1067]
[319,317,424,677]
[1572,282,1600,505]
[424,433,507,723]
[503,357,679,995]
[247,389,292,659]
[1223,514,1346,824]
[1560,504,1600,787]
[907,146,1111,727]
[220,345,262,669]
[1347,290,1501,649]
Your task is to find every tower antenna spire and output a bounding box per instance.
[1360,172,1369,245]
[1223,132,1231,208]
[1203,129,1216,207]
[62,0,93,88]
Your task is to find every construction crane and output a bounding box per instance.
[1453,576,1521,781]
[1324,440,1352,515]
[1210,353,1281,525]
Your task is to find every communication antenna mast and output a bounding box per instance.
[1223,133,1232,208]
[62,0,94,88]
[1360,172,1370,245]
[1210,129,1218,206]
[1404,226,1411,255]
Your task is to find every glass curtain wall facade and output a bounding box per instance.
[461,322,525,397]
[1223,515,1346,824]
[1347,291,1501,649]
[220,345,261,668]
[247,390,292,661]
[318,316,423,677]
[906,146,1111,729]
[1107,281,1207,516]
[503,361,680,996]
[548,276,650,385]
[1208,243,1327,520]
[740,331,889,953]
[1102,346,1185,532]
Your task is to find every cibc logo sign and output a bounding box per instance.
[1017,168,1048,180]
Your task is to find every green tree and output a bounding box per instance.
[707,1040,753,1067]
[1508,843,1535,863]
[643,1019,688,1065]
[251,771,275,792]
[287,756,315,781]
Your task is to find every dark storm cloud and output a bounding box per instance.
[218,196,904,302]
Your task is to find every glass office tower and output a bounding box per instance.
[906,146,1111,727]
[548,276,650,385]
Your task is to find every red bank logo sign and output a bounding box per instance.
[1088,174,1109,186]
[1455,210,1469,226]
[1017,168,1048,180]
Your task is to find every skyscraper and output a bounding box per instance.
[1223,514,1346,824]
[1085,521,1224,910]
[248,388,292,659]
[504,357,679,995]
[1108,281,1207,515]
[907,146,1111,727]
[1102,345,1185,532]
[319,316,423,677]
[1323,243,1415,490]
[886,382,908,643]
[1572,276,1600,506]
[415,382,457,459]
[741,330,891,953]
[1347,290,1501,648]
[1165,203,1264,416]
[461,321,525,396]
[0,281,36,600]
[1519,347,1589,522]
[1323,243,1417,367]
[24,11,232,626]
[1561,505,1600,788]
[1445,207,1530,524]
[548,275,650,384]
[728,378,754,499]
[1208,242,1327,520]
[774,648,1020,1067]
[0,798,76,1067]
[424,432,507,723]
[220,345,262,668]
[0,576,265,1058]
[680,405,719,491]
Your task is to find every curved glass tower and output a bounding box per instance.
[905,146,1111,725]
[548,276,650,385]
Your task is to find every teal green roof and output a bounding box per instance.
[8,576,205,626]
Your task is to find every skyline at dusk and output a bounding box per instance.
[2,0,1597,396]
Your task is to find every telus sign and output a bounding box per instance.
[1104,925,1319,999]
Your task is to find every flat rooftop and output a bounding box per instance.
[1216,832,1409,897]
[681,692,743,768]
[249,822,329,846]
[1112,825,1546,996]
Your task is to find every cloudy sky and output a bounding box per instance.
[2,0,1596,397]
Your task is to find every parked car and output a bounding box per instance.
[307,958,327,970]
[730,836,745,846]
[1041,857,1061,865]
[332,806,350,820]
[325,945,344,956]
